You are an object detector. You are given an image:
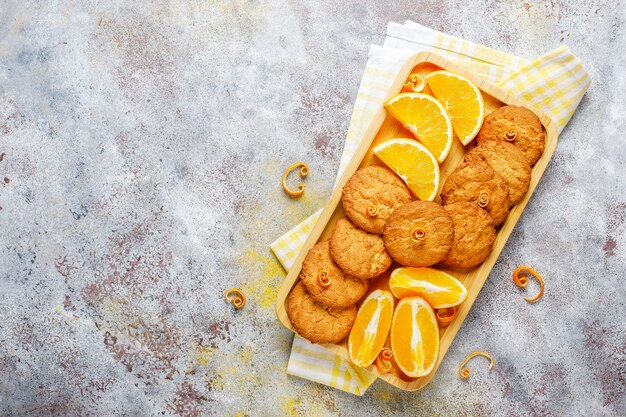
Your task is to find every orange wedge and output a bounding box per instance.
[389,267,468,309]
[348,290,394,367]
[384,93,453,162]
[391,297,439,378]
[373,139,440,201]
[425,70,484,145]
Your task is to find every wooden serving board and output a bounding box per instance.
[275,52,558,391]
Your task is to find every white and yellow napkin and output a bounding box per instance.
[271,21,590,395]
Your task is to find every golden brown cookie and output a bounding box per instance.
[330,217,392,280]
[342,165,412,234]
[383,201,453,267]
[440,202,496,270]
[300,241,368,308]
[476,105,545,167]
[440,161,510,226]
[287,281,356,344]
[465,141,531,206]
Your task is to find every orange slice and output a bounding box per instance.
[384,93,453,162]
[391,297,439,378]
[348,290,394,367]
[373,139,440,201]
[389,267,468,309]
[425,70,485,145]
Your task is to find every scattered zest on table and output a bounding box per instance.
[436,307,458,326]
[282,162,309,198]
[402,73,426,93]
[375,348,394,373]
[458,351,494,380]
[317,270,331,287]
[224,288,246,309]
[513,266,545,302]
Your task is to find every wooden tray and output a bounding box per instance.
[275,52,558,391]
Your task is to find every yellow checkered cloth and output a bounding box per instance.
[272,21,590,395]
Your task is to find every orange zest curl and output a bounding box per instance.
[224,288,246,309]
[376,357,392,373]
[375,348,394,373]
[402,73,426,93]
[436,307,458,326]
[317,270,331,287]
[477,192,489,208]
[410,227,427,243]
[504,129,517,142]
[282,162,309,198]
[366,204,380,217]
[513,266,545,302]
[458,351,494,379]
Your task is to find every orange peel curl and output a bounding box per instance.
[458,351,494,379]
[513,266,544,303]
[224,288,246,309]
[282,162,309,198]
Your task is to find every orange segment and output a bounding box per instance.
[384,93,453,163]
[425,70,485,145]
[373,139,440,201]
[391,297,439,378]
[348,290,394,367]
[389,267,468,308]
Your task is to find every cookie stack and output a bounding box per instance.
[287,165,410,344]
[287,104,545,350]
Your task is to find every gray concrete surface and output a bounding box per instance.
[0,1,624,416]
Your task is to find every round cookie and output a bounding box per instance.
[287,281,356,344]
[383,201,453,267]
[465,141,531,206]
[330,217,392,279]
[440,202,496,270]
[440,161,510,226]
[476,105,545,167]
[342,165,412,234]
[300,241,369,308]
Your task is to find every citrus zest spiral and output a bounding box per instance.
[317,270,331,287]
[375,348,394,373]
[410,227,427,243]
[366,204,380,217]
[282,162,309,198]
[224,288,246,309]
[458,351,494,379]
[513,266,544,302]
[504,129,517,142]
[477,192,489,208]
[402,73,426,93]
[436,307,458,326]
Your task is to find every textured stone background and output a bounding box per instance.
[0,1,624,416]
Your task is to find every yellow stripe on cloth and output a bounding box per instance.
[287,335,377,396]
[271,209,321,272]
[387,21,529,68]
[497,45,591,132]
[272,21,590,395]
